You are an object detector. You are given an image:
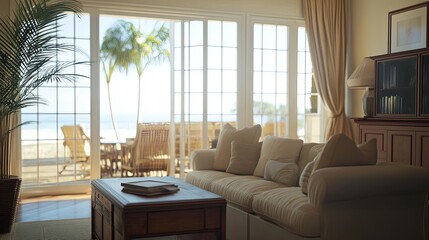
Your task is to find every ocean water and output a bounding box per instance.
[21,113,170,145]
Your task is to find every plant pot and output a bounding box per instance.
[0,175,21,233]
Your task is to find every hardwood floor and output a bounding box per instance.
[16,194,91,223]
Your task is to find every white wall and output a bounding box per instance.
[349,0,427,117]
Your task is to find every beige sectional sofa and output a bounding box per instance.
[185,124,429,240]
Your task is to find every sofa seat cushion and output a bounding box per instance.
[252,187,320,237]
[185,170,236,191]
[210,176,285,212]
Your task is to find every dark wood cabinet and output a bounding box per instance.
[373,49,429,118]
[356,49,429,170]
[355,119,429,170]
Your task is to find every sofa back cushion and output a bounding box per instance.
[213,123,262,171]
[226,141,262,175]
[253,136,303,177]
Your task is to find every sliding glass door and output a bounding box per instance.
[172,20,238,176]
[19,5,321,196]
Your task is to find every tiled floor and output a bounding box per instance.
[16,195,91,223]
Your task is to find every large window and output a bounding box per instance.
[19,5,322,195]
[252,21,322,142]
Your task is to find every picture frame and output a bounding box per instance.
[388,2,429,53]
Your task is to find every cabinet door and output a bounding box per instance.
[376,56,417,117]
[416,131,429,170]
[387,130,415,165]
[361,126,387,162]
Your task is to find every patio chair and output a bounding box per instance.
[121,123,170,177]
[59,125,91,175]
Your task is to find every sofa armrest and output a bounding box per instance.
[190,149,216,170]
[308,163,429,206]
[308,163,429,240]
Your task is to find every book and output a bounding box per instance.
[122,185,180,196]
[121,180,177,191]
[121,180,179,196]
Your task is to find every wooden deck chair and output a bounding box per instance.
[121,123,170,177]
[59,125,90,175]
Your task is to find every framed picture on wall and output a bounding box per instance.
[388,2,429,53]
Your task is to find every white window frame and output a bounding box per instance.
[247,16,324,141]
[20,1,324,197]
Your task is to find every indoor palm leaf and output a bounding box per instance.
[0,0,82,178]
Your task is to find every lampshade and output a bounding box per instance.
[347,57,375,89]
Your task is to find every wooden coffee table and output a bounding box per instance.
[91,177,226,240]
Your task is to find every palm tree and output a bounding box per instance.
[128,23,170,125]
[100,20,136,139]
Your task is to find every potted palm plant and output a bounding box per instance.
[0,0,82,233]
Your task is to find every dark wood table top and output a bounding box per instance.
[92,177,225,210]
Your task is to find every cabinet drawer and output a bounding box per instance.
[148,209,205,234]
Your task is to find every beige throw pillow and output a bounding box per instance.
[253,136,303,177]
[213,124,262,171]
[299,160,315,195]
[264,160,299,186]
[298,144,324,195]
[226,141,262,175]
[312,134,377,172]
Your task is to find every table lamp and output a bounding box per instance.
[347,57,375,117]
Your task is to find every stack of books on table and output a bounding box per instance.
[121,180,179,196]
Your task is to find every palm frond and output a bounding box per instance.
[0,0,83,177]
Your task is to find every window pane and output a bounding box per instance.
[207,93,222,114]
[76,14,90,39]
[223,21,237,47]
[222,93,236,114]
[75,88,90,113]
[277,26,288,50]
[277,50,287,72]
[223,47,237,70]
[262,72,276,93]
[58,87,75,113]
[262,24,276,49]
[208,21,221,46]
[208,70,222,92]
[208,46,222,69]
[189,70,203,92]
[222,70,237,93]
[190,46,203,70]
[190,21,203,46]
[38,87,57,113]
[262,50,276,72]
